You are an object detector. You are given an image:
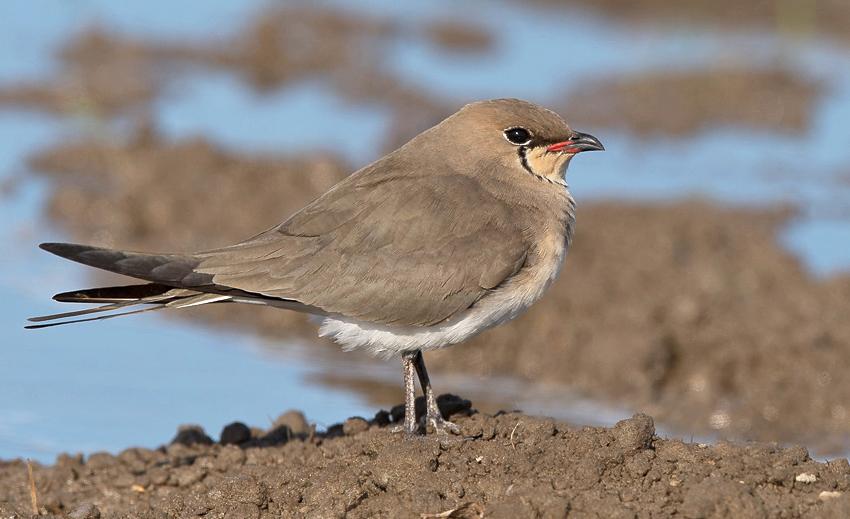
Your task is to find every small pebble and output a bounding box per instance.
[68,502,101,519]
[171,425,213,446]
[272,410,311,436]
[795,473,817,484]
[390,404,405,424]
[819,491,842,501]
[221,422,251,445]
[435,394,472,418]
[264,424,294,445]
[373,409,392,427]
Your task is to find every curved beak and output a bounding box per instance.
[547,131,604,154]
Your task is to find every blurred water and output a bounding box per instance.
[155,74,393,166]
[0,0,383,464]
[2,0,850,463]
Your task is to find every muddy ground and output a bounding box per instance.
[3,2,850,518]
[4,403,850,518]
[532,0,850,47]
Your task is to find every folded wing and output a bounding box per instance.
[31,161,531,328]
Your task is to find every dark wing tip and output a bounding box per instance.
[40,242,69,252]
[39,242,99,259]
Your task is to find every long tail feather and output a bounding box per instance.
[27,300,154,323]
[52,283,177,303]
[25,304,174,329]
[28,284,190,323]
[26,291,231,329]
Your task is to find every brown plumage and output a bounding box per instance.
[28,98,603,436]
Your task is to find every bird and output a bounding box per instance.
[27,98,603,436]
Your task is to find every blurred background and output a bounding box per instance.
[2,0,850,463]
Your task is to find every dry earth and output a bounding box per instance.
[4,400,850,518]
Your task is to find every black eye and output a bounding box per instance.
[504,127,532,145]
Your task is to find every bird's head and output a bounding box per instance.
[448,98,604,187]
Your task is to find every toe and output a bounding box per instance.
[429,416,459,435]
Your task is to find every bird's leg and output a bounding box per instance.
[400,350,419,435]
[411,350,459,435]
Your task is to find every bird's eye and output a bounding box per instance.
[504,127,532,145]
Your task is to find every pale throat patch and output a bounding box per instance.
[523,146,573,186]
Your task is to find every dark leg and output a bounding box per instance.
[411,350,459,435]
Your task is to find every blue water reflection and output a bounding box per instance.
[2,0,849,462]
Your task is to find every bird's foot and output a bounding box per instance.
[426,413,459,436]
[389,412,459,438]
[390,423,413,435]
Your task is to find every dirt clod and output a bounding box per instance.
[221,422,252,445]
[612,413,655,451]
[342,417,370,436]
[171,425,215,447]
